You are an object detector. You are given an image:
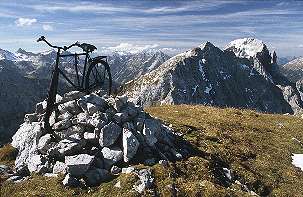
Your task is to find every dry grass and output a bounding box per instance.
[2,104,303,196]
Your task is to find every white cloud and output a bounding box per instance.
[107,43,159,54]
[298,44,303,48]
[15,17,37,27]
[42,24,54,31]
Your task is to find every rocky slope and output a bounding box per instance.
[123,38,303,114]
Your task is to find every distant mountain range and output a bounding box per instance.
[123,38,303,114]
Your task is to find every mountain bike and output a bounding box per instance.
[37,36,112,136]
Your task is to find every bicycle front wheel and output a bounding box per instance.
[84,59,112,95]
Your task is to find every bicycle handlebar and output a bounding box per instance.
[37,36,82,51]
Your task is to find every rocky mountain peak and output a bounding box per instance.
[225,37,266,59]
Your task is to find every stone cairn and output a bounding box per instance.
[10,91,184,188]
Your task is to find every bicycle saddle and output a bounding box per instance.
[80,43,97,53]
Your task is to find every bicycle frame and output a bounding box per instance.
[36,36,108,138]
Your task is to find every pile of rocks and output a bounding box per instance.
[11,91,184,187]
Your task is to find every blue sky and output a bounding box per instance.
[0,0,303,56]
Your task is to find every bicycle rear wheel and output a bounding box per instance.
[84,59,112,95]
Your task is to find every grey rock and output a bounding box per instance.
[84,132,98,141]
[72,112,90,125]
[88,113,107,128]
[53,138,86,156]
[63,91,86,102]
[121,166,135,174]
[84,168,109,186]
[133,168,154,193]
[37,134,53,154]
[143,119,161,146]
[113,112,129,124]
[122,128,139,162]
[122,122,135,131]
[27,154,49,173]
[58,111,73,121]
[59,100,82,115]
[24,113,38,123]
[65,154,95,176]
[159,160,169,167]
[87,103,99,115]
[35,101,47,114]
[53,161,67,174]
[55,125,85,139]
[78,93,107,112]
[111,165,121,175]
[12,122,42,170]
[99,122,122,147]
[52,119,72,130]
[62,174,80,187]
[101,147,123,168]
[44,173,58,177]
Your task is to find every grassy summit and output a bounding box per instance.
[1,104,303,196]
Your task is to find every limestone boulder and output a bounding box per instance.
[99,122,122,147]
[122,128,139,162]
[65,154,95,176]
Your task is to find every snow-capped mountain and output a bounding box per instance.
[123,38,303,114]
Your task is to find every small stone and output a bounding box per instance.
[44,173,58,177]
[121,166,135,174]
[114,180,121,188]
[35,101,47,114]
[62,174,80,187]
[133,168,154,193]
[101,147,123,168]
[53,161,67,174]
[84,132,98,141]
[123,128,139,162]
[111,165,121,175]
[24,113,38,123]
[159,160,169,167]
[99,122,122,147]
[65,154,95,176]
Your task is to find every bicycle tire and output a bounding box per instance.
[84,59,112,95]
